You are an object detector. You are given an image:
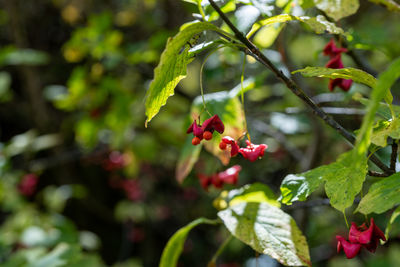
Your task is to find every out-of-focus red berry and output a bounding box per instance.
[192,137,201,145]
[203,131,213,140]
[219,141,227,150]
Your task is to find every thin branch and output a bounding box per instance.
[208,0,392,174]
[390,140,398,171]
[368,170,390,177]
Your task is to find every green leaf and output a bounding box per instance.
[280,151,367,212]
[280,165,327,205]
[145,22,224,126]
[191,91,245,165]
[314,0,359,21]
[370,118,400,147]
[355,57,400,154]
[175,136,202,183]
[293,67,376,88]
[385,206,400,241]
[218,202,311,266]
[368,0,400,12]
[356,172,400,214]
[159,218,218,267]
[227,183,280,208]
[247,14,344,38]
[323,151,368,212]
[358,97,400,120]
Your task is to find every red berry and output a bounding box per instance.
[219,141,227,150]
[192,137,201,145]
[203,131,213,140]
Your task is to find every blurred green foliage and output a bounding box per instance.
[0,0,399,266]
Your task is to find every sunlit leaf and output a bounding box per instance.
[145,22,228,126]
[293,67,376,88]
[159,218,218,267]
[227,183,281,207]
[247,14,344,38]
[314,0,359,21]
[218,202,311,266]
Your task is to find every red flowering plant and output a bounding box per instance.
[197,165,242,191]
[336,218,386,259]
[219,136,267,162]
[187,114,225,145]
[323,39,353,92]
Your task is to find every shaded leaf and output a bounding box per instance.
[227,183,280,208]
[176,136,203,183]
[280,165,327,205]
[280,151,367,212]
[218,202,311,266]
[159,218,218,267]
[145,22,224,126]
[247,14,344,38]
[358,97,400,120]
[314,0,359,21]
[356,172,400,214]
[293,67,376,88]
[368,0,400,12]
[385,206,400,241]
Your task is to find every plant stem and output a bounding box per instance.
[209,235,233,266]
[240,54,251,142]
[200,47,223,117]
[207,0,392,174]
[390,140,398,171]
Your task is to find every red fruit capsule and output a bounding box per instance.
[192,137,201,145]
[219,141,227,150]
[203,131,213,140]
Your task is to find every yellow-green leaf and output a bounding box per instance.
[293,67,376,88]
[227,183,280,208]
[145,22,223,127]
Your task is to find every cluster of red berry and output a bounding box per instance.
[187,115,224,145]
[187,114,268,190]
[323,39,353,91]
[198,165,241,190]
[336,218,386,258]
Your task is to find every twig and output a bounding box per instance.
[208,0,392,174]
[252,120,303,162]
[390,140,398,171]
[368,170,390,177]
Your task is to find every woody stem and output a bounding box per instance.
[208,0,391,174]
